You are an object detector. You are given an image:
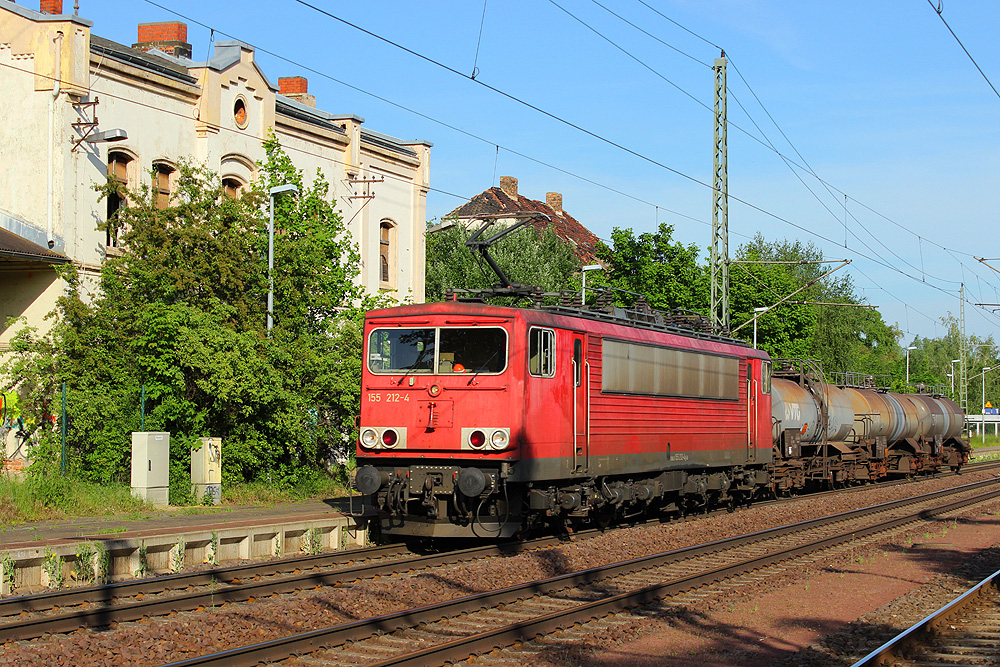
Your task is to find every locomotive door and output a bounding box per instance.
[746,360,758,463]
[571,332,589,472]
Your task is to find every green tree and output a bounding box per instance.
[1,139,367,489]
[594,223,708,312]
[425,220,580,301]
[729,234,898,376]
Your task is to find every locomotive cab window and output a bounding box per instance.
[367,327,507,375]
[761,360,772,394]
[529,327,555,378]
[438,328,507,374]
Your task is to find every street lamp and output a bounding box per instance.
[950,358,961,398]
[268,183,299,333]
[752,306,767,348]
[580,264,602,306]
[905,345,917,385]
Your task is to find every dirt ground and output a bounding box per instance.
[582,505,1000,667]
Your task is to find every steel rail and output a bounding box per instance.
[157,479,1000,667]
[0,543,410,618]
[851,567,1000,666]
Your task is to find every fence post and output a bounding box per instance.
[61,382,66,476]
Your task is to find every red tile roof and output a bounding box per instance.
[446,186,602,265]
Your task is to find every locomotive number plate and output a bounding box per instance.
[368,393,410,403]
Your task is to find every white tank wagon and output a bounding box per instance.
[768,359,970,492]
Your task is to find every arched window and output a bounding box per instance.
[222,177,244,199]
[153,161,176,210]
[379,220,395,287]
[107,151,133,248]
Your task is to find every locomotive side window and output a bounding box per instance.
[602,339,739,400]
[574,339,583,387]
[367,327,508,374]
[761,360,772,394]
[528,327,555,378]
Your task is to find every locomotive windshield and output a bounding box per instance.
[368,327,508,375]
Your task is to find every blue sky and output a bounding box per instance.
[80,0,1000,342]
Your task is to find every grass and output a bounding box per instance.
[0,475,150,525]
[0,469,354,525]
[969,433,1000,449]
[223,474,353,506]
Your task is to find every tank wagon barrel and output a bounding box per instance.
[769,359,969,488]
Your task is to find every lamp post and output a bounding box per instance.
[752,306,767,348]
[268,183,299,333]
[950,358,961,398]
[580,264,602,306]
[905,345,917,385]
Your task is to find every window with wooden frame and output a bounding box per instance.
[222,177,244,199]
[379,220,394,286]
[106,152,132,247]
[153,163,175,210]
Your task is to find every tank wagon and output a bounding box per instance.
[770,359,969,491]
[354,302,971,539]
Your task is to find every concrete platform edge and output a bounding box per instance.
[0,514,367,594]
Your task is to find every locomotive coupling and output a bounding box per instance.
[355,466,389,495]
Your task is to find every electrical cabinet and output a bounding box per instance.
[191,437,222,505]
[131,432,169,507]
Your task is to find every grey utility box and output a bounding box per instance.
[191,437,222,505]
[131,432,169,507]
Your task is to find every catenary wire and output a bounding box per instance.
[102,2,1000,330]
[925,0,1000,101]
[572,0,982,292]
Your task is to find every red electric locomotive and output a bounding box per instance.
[354,299,773,538]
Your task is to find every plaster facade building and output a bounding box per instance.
[0,1,431,361]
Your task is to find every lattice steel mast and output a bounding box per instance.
[960,283,968,417]
[710,54,729,333]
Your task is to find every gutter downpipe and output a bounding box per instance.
[48,31,63,249]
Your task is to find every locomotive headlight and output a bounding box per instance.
[382,429,399,448]
[360,428,379,448]
[489,429,509,450]
[468,429,487,449]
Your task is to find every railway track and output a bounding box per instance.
[0,534,583,642]
[3,462,997,645]
[155,478,1000,667]
[853,567,1000,666]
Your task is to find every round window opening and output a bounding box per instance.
[233,98,248,129]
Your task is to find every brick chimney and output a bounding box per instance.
[39,0,62,14]
[134,22,193,59]
[546,192,563,213]
[499,176,518,198]
[278,76,316,107]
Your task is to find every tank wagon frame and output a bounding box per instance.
[770,358,970,492]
